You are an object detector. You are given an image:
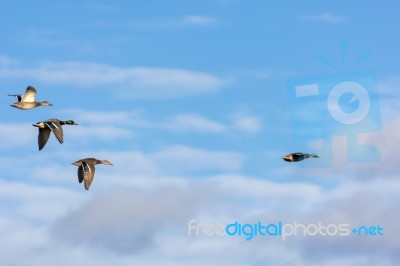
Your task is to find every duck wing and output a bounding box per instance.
[78,161,96,190]
[293,153,306,161]
[44,120,64,144]
[292,153,300,161]
[38,127,51,150]
[21,86,37,102]
[72,161,84,183]
[77,165,84,184]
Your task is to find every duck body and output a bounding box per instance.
[282,152,319,162]
[8,86,53,110]
[32,119,78,150]
[11,101,53,110]
[72,158,113,190]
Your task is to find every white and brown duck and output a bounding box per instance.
[8,85,53,110]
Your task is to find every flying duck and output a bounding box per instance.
[32,119,78,150]
[8,85,53,110]
[282,152,319,162]
[72,158,114,190]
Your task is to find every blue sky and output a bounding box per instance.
[1,1,400,265]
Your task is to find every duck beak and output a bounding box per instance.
[32,122,41,127]
[282,155,290,161]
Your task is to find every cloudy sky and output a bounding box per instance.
[1,0,399,265]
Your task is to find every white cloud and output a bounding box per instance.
[48,176,400,264]
[356,119,400,177]
[92,15,220,30]
[59,109,132,124]
[378,76,400,97]
[0,59,226,99]
[293,97,400,179]
[181,16,219,26]
[161,113,262,134]
[292,181,400,263]
[0,161,399,265]
[150,145,245,173]
[50,186,213,254]
[162,114,226,133]
[302,13,345,24]
[57,109,151,128]
[0,179,86,223]
[0,123,36,150]
[57,109,263,135]
[0,55,18,66]
[231,113,262,134]
[377,77,400,120]
[66,125,133,141]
